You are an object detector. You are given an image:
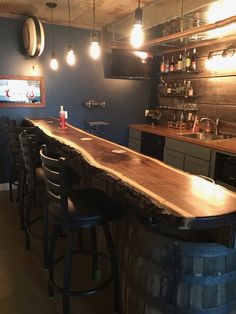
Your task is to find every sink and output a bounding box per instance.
[177,132,233,141]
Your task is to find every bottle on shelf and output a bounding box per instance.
[177,53,183,72]
[169,56,175,72]
[162,82,168,95]
[167,83,172,94]
[185,51,191,72]
[172,82,177,94]
[176,82,182,95]
[165,58,169,73]
[160,56,166,73]
[188,81,194,96]
[158,76,165,94]
[185,80,191,97]
[182,80,187,95]
[182,49,187,72]
[191,48,197,72]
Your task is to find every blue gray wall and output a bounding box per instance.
[0,17,150,183]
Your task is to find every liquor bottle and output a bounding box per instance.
[172,82,177,94]
[185,51,191,72]
[191,48,197,72]
[176,82,182,94]
[160,56,166,73]
[185,81,191,97]
[169,56,175,72]
[167,83,172,94]
[188,81,194,96]
[182,49,187,72]
[177,54,183,71]
[162,82,168,95]
[165,59,170,73]
[182,80,187,95]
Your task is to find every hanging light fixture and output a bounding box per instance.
[47,2,58,71]
[130,0,144,49]
[66,0,76,65]
[89,0,101,60]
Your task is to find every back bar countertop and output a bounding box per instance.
[28,118,236,230]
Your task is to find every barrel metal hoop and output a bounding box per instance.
[176,299,236,314]
[177,269,236,286]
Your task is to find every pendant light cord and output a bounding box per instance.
[50,6,55,52]
[93,0,95,31]
[138,0,141,8]
[67,0,72,43]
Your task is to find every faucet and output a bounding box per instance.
[199,117,219,135]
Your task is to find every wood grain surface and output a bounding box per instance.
[28,118,236,229]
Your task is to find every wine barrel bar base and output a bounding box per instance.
[124,217,236,314]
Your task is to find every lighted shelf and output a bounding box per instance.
[159,94,199,98]
[161,70,199,76]
[159,105,198,111]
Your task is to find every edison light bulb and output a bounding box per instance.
[66,48,76,66]
[89,41,101,60]
[130,24,144,48]
[50,57,58,71]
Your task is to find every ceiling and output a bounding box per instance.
[0,0,155,29]
[0,0,235,51]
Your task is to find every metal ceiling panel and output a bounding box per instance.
[0,0,156,29]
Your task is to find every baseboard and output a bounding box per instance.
[0,183,10,191]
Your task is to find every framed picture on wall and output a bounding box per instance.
[0,75,45,107]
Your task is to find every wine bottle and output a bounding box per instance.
[177,54,183,71]
[160,56,166,73]
[165,59,170,73]
[185,51,191,72]
[170,56,175,72]
[191,48,197,72]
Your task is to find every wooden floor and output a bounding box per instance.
[0,190,112,314]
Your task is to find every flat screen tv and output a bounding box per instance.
[103,49,153,80]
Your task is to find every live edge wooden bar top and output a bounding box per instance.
[28,118,236,230]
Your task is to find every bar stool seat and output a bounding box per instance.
[40,145,123,314]
[49,188,122,224]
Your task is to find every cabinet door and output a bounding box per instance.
[184,155,210,176]
[163,148,184,170]
[128,138,141,152]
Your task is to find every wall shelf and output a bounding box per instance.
[159,105,198,111]
[159,94,199,98]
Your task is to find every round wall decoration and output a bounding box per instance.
[23,17,45,57]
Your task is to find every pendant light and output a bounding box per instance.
[130,0,144,48]
[89,0,101,60]
[47,2,58,71]
[66,0,76,66]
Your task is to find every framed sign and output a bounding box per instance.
[0,75,45,107]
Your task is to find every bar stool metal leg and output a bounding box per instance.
[48,225,61,298]
[102,222,122,314]
[63,230,74,314]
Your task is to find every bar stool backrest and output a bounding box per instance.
[19,130,40,190]
[5,120,23,166]
[40,145,68,221]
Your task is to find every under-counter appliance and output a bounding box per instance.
[141,132,165,161]
[214,152,236,189]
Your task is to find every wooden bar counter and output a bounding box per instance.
[27,117,236,313]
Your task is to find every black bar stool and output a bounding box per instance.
[4,118,21,203]
[19,130,48,269]
[40,145,123,314]
[5,120,37,230]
